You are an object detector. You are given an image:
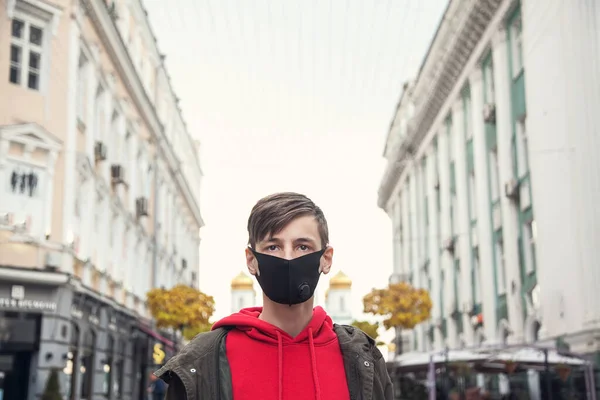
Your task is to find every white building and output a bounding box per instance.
[378,0,600,361]
[231,272,256,312]
[325,271,353,326]
[0,0,203,397]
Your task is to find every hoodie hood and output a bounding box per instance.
[212,306,336,345]
[212,306,340,400]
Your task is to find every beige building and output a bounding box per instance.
[0,0,203,398]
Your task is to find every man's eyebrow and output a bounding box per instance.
[294,237,317,244]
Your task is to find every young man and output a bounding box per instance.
[156,192,393,399]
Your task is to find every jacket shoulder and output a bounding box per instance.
[333,324,382,358]
[154,327,228,380]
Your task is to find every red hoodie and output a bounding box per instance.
[212,306,350,400]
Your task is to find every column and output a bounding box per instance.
[451,101,474,346]
[44,151,58,239]
[401,185,410,280]
[61,18,80,245]
[470,68,498,343]
[408,168,419,352]
[491,27,524,341]
[437,125,451,350]
[426,145,442,351]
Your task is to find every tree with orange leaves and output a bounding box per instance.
[363,282,432,355]
[146,284,215,340]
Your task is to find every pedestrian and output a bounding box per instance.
[148,372,167,400]
[154,192,393,399]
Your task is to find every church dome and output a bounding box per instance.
[231,271,254,290]
[329,271,352,290]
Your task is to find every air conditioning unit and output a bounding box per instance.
[443,236,456,253]
[111,164,125,184]
[483,103,496,124]
[504,178,520,200]
[136,197,149,218]
[14,219,29,233]
[45,252,61,270]
[0,213,14,226]
[94,141,108,162]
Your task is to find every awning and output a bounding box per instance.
[136,323,175,351]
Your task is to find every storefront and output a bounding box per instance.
[130,322,176,399]
[0,267,68,400]
[0,266,178,400]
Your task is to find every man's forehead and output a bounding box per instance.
[262,235,318,243]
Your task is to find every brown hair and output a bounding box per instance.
[247,192,329,249]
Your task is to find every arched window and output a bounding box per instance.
[65,323,80,400]
[339,296,345,312]
[80,329,96,400]
[103,335,114,397]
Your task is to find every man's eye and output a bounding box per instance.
[298,245,309,251]
[267,245,279,251]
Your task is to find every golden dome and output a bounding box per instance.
[231,272,254,290]
[329,271,352,289]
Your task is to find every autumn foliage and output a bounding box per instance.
[147,285,215,340]
[351,320,380,340]
[362,282,432,330]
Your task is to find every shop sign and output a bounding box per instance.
[0,285,57,312]
[153,343,166,365]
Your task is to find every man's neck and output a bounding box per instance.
[259,296,314,338]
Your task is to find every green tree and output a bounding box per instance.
[363,282,432,355]
[41,369,62,400]
[147,285,216,341]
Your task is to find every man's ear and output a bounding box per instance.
[319,246,334,274]
[245,248,259,277]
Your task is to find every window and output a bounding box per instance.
[77,54,88,122]
[523,219,536,274]
[80,330,96,400]
[484,61,495,103]
[495,238,507,293]
[468,172,477,220]
[339,297,345,312]
[7,163,41,198]
[490,148,501,201]
[94,86,106,141]
[103,336,114,397]
[238,297,244,310]
[511,16,523,77]
[516,118,528,177]
[9,17,45,90]
[464,95,473,139]
[473,251,482,304]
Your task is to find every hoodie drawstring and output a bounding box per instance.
[276,329,322,400]
[276,331,283,400]
[308,328,321,400]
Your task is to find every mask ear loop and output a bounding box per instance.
[248,245,260,276]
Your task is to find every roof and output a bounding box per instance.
[329,271,352,289]
[231,271,254,290]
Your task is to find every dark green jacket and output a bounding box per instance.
[155,324,393,400]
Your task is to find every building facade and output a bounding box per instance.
[0,0,203,398]
[378,0,600,361]
[230,272,256,313]
[325,271,353,326]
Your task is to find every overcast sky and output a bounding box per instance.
[142,0,447,322]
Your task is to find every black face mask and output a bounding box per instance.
[251,249,326,306]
